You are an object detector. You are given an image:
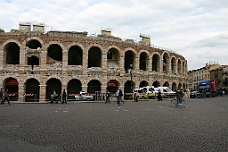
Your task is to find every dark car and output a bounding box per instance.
[190,91,198,98]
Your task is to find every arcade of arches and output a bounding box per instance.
[0,32,187,102]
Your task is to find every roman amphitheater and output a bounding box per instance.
[0,23,188,102]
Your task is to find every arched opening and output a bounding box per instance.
[139,81,149,88]
[162,53,169,73]
[178,83,182,90]
[68,45,83,65]
[163,81,169,87]
[28,56,39,65]
[124,50,135,73]
[152,81,160,87]
[4,77,19,101]
[107,80,119,94]
[139,52,148,71]
[25,78,40,102]
[172,82,177,92]
[178,59,181,75]
[171,57,176,74]
[46,78,62,100]
[124,80,135,93]
[152,54,160,72]
[5,42,20,64]
[107,48,119,67]
[47,44,62,63]
[26,39,42,49]
[88,47,101,68]
[67,79,82,100]
[87,80,101,93]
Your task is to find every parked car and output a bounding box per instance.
[154,87,176,98]
[190,91,198,98]
[75,91,94,101]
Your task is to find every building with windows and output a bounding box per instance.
[188,63,227,91]
[0,22,188,102]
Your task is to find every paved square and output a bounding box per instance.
[0,96,228,152]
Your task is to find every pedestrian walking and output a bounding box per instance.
[1,89,10,106]
[105,91,110,103]
[119,89,124,104]
[133,91,139,102]
[157,89,162,101]
[62,89,67,104]
[49,90,56,103]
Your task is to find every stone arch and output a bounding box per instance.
[67,79,82,100]
[139,81,149,88]
[46,78,62,100]
[177,59,181,75]
[47,44,63,63]
[162,52,170,73]
[68,45,83,65]
[88,46,102,68]
[124,80,135,93]
[107,80,119,93]
[3,77,19,101]
[124,50,135,73]
[182,60,185,76]
[107,47,120,67]
[152,53,160,72]
[87,80,101,93]
[152,81,160,87]
[163,81,169,87]
[24,78,40,102]
[178,83,182,90]
[139,52,149,71]
[172,82,177,92]
[4,42,20,64]
[26,39,42,49]
[27,56,39,65]
[171,57,177,74]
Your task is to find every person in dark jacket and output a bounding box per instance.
[1,89,10,106]
[62,89,67,104]
[105,91,110,103]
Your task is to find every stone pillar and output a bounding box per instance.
[148,57,152,73]
[18,85,25,102]
[82,47,88,71]
[19,44,26,74]
[82,85,87,92]
[39,84,46,102]
[160,59,163,73]
[62,49,68,73]
[119,51,125,76]
[40,48,47,74]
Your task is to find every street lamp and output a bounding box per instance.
[130,64,133,93]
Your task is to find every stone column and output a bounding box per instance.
[62,49,68,73]
[40,48,47,74]
[19,44,26,74]
[18,84,25,102]
[39,84,46,102]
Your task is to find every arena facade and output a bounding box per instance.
[0,22,188,102]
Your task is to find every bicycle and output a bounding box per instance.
[171,97,189,108]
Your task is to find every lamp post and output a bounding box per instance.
[130,64,133,93]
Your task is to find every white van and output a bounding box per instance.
[154,87,176,98]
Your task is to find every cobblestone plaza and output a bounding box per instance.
[0,96,228,152]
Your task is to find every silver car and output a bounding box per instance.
[75,91,94,101]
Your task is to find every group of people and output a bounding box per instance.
[105,89,124,105]
[49,89,67,104]
[0,88,10,106]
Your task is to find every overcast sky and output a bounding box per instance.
[0,0,227,70]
